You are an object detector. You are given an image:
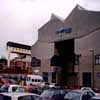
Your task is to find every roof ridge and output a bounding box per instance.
[50,13,64,22]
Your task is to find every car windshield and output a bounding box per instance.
[64,91,81,100]
[41,90,54,97]
[16,87,25,92]
[41,89,66,98]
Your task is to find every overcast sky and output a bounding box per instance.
[0,0,100,58]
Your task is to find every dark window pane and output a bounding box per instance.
[31,57,41,67]
[43,72,48,82]
[32,79,34,82]
[95,55,100,65]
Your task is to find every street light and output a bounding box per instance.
[77,54,81,87]
[90,49,95,88]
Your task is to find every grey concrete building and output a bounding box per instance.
[32,5,100,88]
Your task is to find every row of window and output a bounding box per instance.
[95,55,100,65]
[27,77,42,82]
[9,47,31,53]
[75,55,100,65]
[42,72,56,83]
[31,55,100,67]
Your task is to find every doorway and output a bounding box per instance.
[51,39,76,86]
[83,72,91,87]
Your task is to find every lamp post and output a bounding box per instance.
[90,49,95,88]
[78,54,81,87]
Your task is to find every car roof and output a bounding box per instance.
[9,84,20,87]
[0,92,40,97]
[2,84,20,87]
[27,75,43,79]
[92,96,100,99]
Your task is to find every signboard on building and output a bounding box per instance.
[96,72,100,78]
[56,27,72,34]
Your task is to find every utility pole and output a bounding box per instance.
[7,51,10,68]
[90,49,95,88]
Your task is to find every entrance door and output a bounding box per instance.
[43,72,48,82]
[83,72,91,87]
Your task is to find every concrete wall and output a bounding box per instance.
[32,41,54,59]
[75,30,100,87]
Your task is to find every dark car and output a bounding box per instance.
[40,88,68,100]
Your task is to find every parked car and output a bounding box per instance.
[40,88,68,100]
[64,89,95,100]
[0,84,25,92]
[0,92,40,100]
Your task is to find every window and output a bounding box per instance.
[52,72,56,83]
[75,55,80,65]
[95,55,100,65]
[37,79,40,82]
[64,92,80,100]
[12,87,18,92]
[31,57,41,67]
[27,77,31,81]
[43,72,48,82]
[34,79,37,82]
[32,79,34,82]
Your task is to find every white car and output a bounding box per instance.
[0,92,40,100]
[8,85,25,92]
[0,84,25,92]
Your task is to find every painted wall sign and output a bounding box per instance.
[56,27,72,34]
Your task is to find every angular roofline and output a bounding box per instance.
[78,4,100,12]
[50,13,64,22]
[38,13,64,31]
[7,41,31,50]
[64,4,100,22]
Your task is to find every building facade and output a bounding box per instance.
[32,5,100,88]
[6,41,32,74]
